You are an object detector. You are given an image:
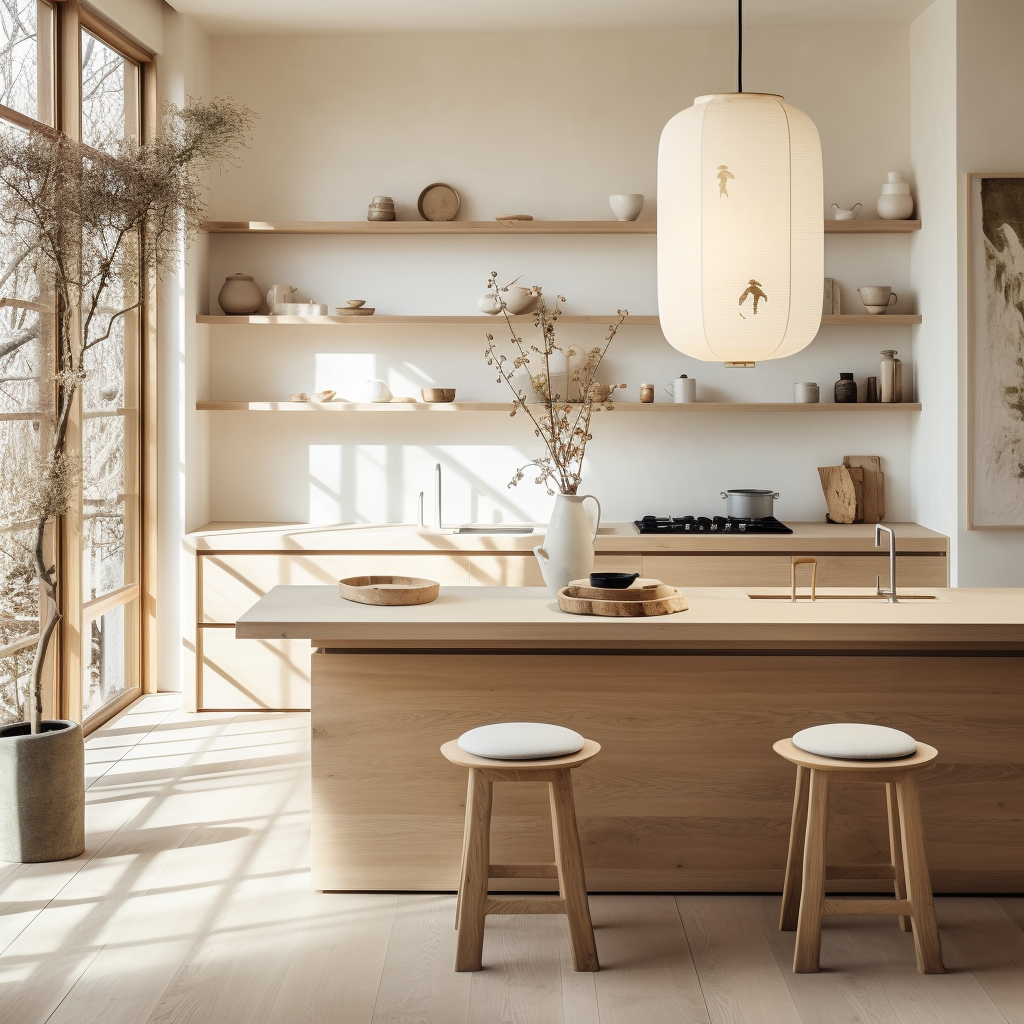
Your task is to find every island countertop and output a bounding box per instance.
[236,585,1024,650]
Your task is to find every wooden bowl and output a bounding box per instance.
[558,583,688,617]
[421,388,456,403]
[338,575,440,606]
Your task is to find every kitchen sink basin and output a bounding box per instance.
[454,526,534,535]
[747,593,938,602]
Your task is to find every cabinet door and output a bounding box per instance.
[199,626,311,710]
[201,553,471,622]
[643,554,947,587]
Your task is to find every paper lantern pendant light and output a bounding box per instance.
[657,86,823,363]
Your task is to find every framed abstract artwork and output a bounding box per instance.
[968,172,1024,528]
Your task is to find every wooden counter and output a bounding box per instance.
[187,522,949,710]
[237,586,1024,894]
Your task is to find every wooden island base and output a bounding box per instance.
[310,650,1023,893]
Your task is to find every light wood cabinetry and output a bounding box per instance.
[643,554,948,588]
[188,526,948,712]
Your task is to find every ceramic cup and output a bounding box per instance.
[609,194,644,221]
[664,376,696,403]
[859,286,898,313]
[794,382,819,404]
[639,383,655,403]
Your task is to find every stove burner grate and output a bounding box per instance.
[633,515,794,535]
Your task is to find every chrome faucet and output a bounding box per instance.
[434,462,444,532]
[875,524,898,603]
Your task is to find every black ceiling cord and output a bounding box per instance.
[737,0,744,93]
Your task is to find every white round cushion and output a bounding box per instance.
[457,722,585,760]
[793,723,917,761]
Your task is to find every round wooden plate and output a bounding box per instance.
[417,183,460,222]
[338,575,440,606]
[333,307,375,316]
[557,582,688,617]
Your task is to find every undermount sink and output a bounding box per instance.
[747,592,938,602]
[454,526,534,535]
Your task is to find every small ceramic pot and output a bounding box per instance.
[365,379,392,403]
[831,202,862,220]
[639,384,654,404]
[794,382,819,404]
[367,196,396,222]
[609,194,644,221]
[877,193,914,219]
[866,376,880,403]
[501,286,539,315]
[834,373,857,404]
[218,274,263,315]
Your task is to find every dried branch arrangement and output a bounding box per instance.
[0,97,253,730]
[484,272,626,495]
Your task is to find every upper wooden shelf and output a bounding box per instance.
[197,314,657,326]
[197,400,922,413]
[198,313,920,327]
[200,219,921,235]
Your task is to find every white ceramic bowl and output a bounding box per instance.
[609,193,644,221]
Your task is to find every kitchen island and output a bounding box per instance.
[236,585,1023,893]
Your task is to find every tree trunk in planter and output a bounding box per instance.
[0,721,85,862]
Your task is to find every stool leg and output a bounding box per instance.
[793,769,830,973]
[549,770,599,972]
[780,765,811,931]
[454,774,474,931]
[896,774,944,974]
[886,782,912,933]
[454,769,493,971]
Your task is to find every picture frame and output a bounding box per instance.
[967,172,1024,528]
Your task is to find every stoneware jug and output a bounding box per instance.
[534,493,602,597]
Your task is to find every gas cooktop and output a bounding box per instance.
[633,515,794,535]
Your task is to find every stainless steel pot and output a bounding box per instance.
[721,489,780,520]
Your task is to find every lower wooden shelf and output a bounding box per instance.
[197,401,922,413]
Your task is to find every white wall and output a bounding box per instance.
[909,0,959,570]
[954,0,1024,585]
[201,26,919,527]
[157,7,211,691]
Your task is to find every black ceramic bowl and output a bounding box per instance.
[589,572,640,590]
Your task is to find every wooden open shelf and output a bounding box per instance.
[201,219,921,235]
[198,313,919,327]
[197,400,922,413]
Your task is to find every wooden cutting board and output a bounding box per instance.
[557,583,688,617]
[844,455,885,522]
[338,575,440,606]
[818,465,859,524]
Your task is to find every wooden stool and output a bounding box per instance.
[774,737,944,974]
[440,738,601,973]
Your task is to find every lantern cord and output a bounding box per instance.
[737,0,743,93]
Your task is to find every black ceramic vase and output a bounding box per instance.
[834,372,857,404]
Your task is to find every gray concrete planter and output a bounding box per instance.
[0,720,85,862]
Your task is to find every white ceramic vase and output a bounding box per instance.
[533,493,602,597]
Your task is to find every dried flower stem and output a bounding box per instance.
[483,272,626,495]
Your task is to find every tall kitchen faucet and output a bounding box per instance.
[875,524,898,603]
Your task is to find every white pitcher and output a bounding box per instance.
[534,493,601,597]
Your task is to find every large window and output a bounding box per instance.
[0,4,148,727]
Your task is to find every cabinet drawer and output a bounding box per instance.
[200,627,310,710]
[201,553,472,622]
[467,554,641,587]
[643,554,947,588]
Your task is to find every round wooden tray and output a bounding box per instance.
[338,575,440,606]
[558,581,688,617]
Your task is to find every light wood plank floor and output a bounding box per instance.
[1,695,1021,1024]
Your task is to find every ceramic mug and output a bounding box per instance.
[858,286,898,312]
[831,202,862,221]
[664,376,696,403]
[609,193,644,221]
[365,379,392,403]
